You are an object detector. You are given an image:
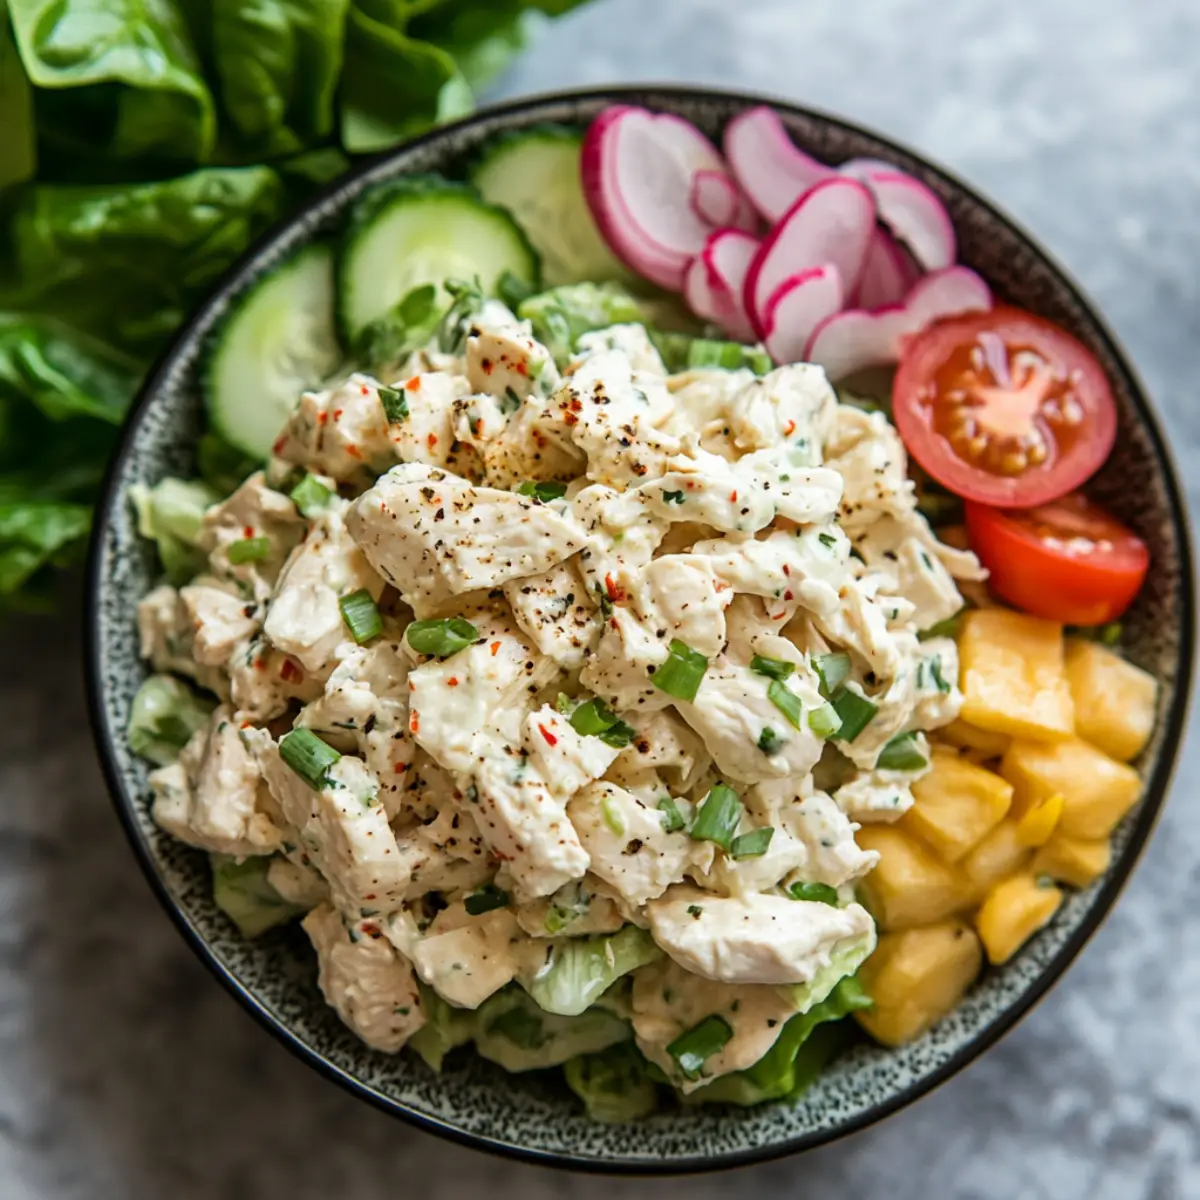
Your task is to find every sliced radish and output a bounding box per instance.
[723,106,835,222]
[581,106,730,291]
[839,160,956,271]
[683,228,759,342]
[743,177,875,337]
[690,170,739,227]
[761,265,844,365]
[804,266,992,380]
[851,227,922,310]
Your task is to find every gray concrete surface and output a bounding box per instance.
[2,1,1198,1195]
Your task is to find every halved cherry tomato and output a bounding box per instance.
[965,494,1149,625]
[894,307,1117,507]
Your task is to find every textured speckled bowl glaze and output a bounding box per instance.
[86,87,1195,1173]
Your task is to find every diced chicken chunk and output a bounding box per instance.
[137,585,228,695]
[179,583,260,667]
[384,372,483,477]
[521,705,621,798]
[410,904,527,1009]
[502,558,601,669]
[466,322,559,401]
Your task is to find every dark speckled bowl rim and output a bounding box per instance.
[85,85,1196,1175]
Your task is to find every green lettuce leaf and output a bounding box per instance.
[775,925,877,1015]
[1,167,286,357]
[407,984,478,1071]
[211,853,308,939]
[8,0,216,166]
[517,925,661,1017]
[212,0,350,156]
[129,475,219,583]
[127,672,214,765]
[0,0,35,189]
[0,500,90,605]
[563,1041,659,1122]
[685,976,873,1107]
[339,3,473,154]
[516,281,646,363]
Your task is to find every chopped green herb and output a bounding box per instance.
[830,688,878,742]
[497,269,535,310]
[687,904,703,918]
[338,589,382,645]
[396,282,437,327]
[464,884,510,916]
[806,701,843,739]
[378,386,409,423]
[661,489,686,505]
[730,827,775,859]
[877,732,928,772]
[690,783,743,851]
[516,480,568,502]
[757,726,785,755]
[405,618,478,657]
[568,697,635,748]
[227,536,271,565]
[767,679,804,729]
[279,729,340,790]
[652,639,709,702]
[926,655,951,694]
[818,532,837,549]
[812,652,851,698]
[289,474,334,519]
[501,386,522,415]
[594,582,613,618]
[1066,621,1124,646]
[750,654,794,682]
[657,796,686,833]
[919,609,965,641]
[667,1014,733,1079]
[789,881,839,906]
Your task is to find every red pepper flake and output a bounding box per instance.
[240,720,253,729]
[361,922,381,939]
[272,433,288,456]
[490,641,501,656]
[279,658,303,683]
[317,411,329,425]
[729,490,738,503]
[333,408,343,420]
[346,444,363,460]
[782,564,791,576]
[481,357,494,375]
[409,711,420,734]
[254,657,267,673]
[405,376,422,392]
[533,429,547,446]
[609,617,619,630]
[474,418,485,436]
[515,360,528,376]
[447,677,459,688]
[538,724,558,747]
[604,573,626,603]
[784,590,794,601]
[562,412,578,427]
[427,433,438,449]
[360,385,370,396]
[364,894,376,901]
[784,419,796,436]
[393,763,408,775]
[242,525,255,539]
[715,581,731,593]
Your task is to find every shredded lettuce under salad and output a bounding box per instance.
[0,0,594,611]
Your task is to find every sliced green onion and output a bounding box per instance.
[690,783,743,851]
[789,881,839,906]
[876,732,928,772]
[667,1014,733,1079]
[289,474,334,519]
[516,480,568,502]
[464,884,510,916]
[378,386,409,423]
[767,679,804,729]
[227,535,271,564]
[757,726,785,755]
[925,656,951,695]
[830,688,878,742]
[338,589,383,644]
[661,489,686,505]
[657,796,686,833]
[279,728,340,789]
[806,701,843,739]
[405,617,478,657]
[919,609,964,641]
[686,338,772,375]
[812,652,851,698]
[598,720,636,748]
[555,692,575,715]
[730,827,774,860]
[751,654,794,682]
[600,792,626,836]
[651,639,709,702]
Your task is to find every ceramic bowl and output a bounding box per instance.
[85,86,1196,1173]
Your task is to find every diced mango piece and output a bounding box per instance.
[1001,737,1141,839]
[856,825,973,931]
[1064,639,1158,762]
[901,749,1012,863]
[958,609,1074,742]
[975,873,1063,964]
[856,920,983,1046]
[1015,792,1064,848]
[938,718,1012,759]
[961,820,1032,897]
[1032,832,1112,888]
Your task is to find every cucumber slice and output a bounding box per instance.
[470,125,629,287]
[203,242,341,460]
[339,174,539,342]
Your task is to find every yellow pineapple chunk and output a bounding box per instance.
[1064,639,1158,762]
[1032,832,1112,888]
[856,920,983,1046]
[901,749,1012,863]
[976,873,1063,964]
[938,718,1012,759]
[856,826,973,931]
[958,609,1074,742]
[1015,792,1064,848]
[1001,737,1141,839]
[961,820,1032,897]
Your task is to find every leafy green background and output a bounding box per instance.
[0,0,591,610]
